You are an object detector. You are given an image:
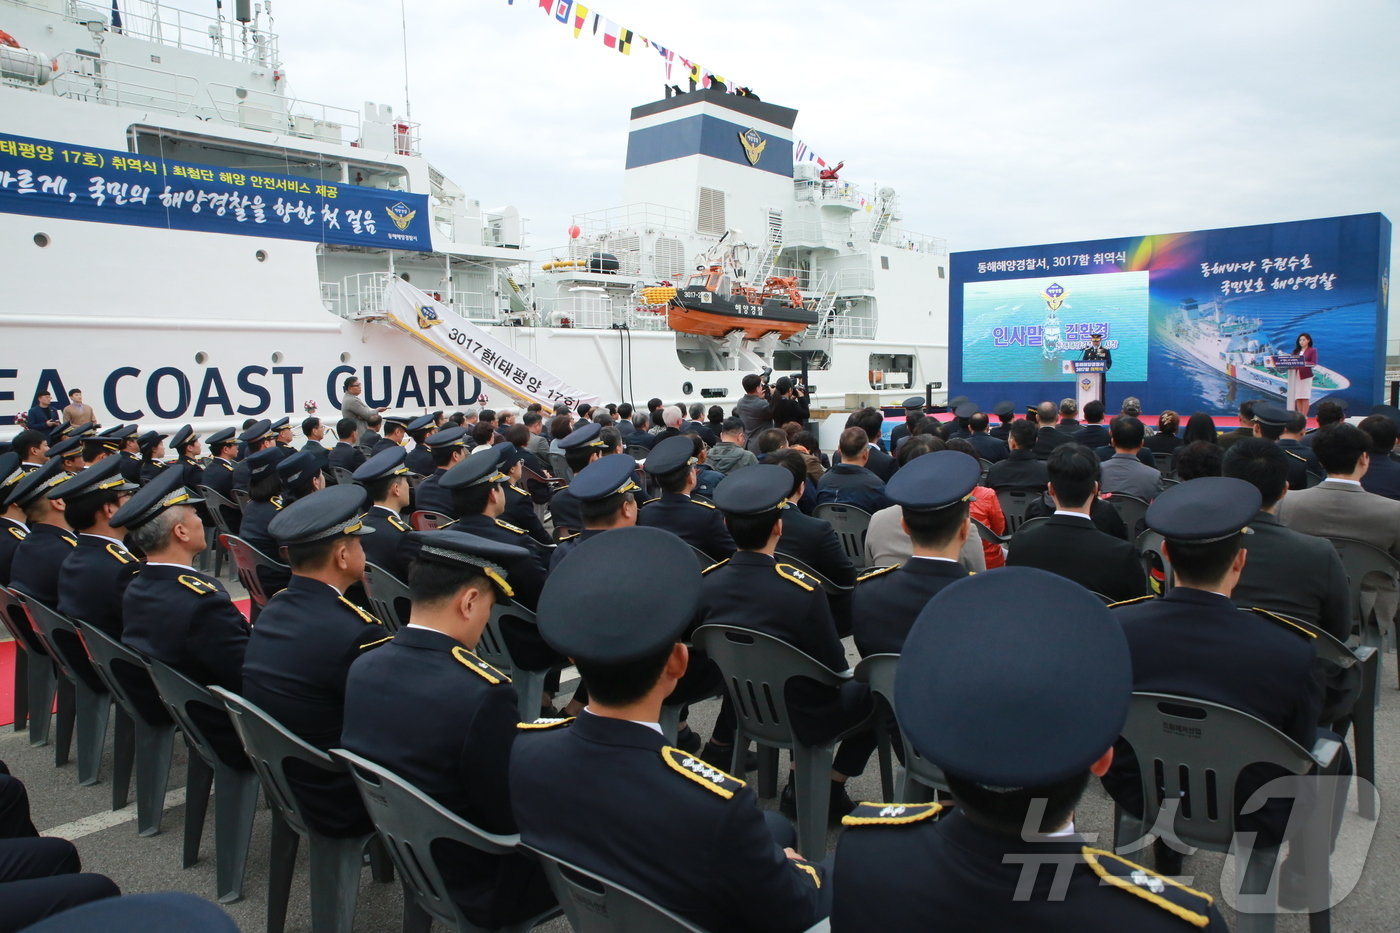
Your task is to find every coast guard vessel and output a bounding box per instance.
[0,0,948,437]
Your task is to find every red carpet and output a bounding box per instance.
[0,596,251,726]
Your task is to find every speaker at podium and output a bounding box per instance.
[1063,358,1107,410]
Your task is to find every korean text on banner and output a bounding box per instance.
[382,277,600,409]
[0,133,432,252]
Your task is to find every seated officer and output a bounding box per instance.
[494,443,551,545]
[342,531,555,928]
[832,569,1228,931]
[372,415,409,456]
[114,428,144,486]
[136,431,168,486]
[512,527,829,933]
[276,451,323,506]
[230,420,275,493]
[548,421,612,538]
[637,435,735,561]
[198,428,239,502]
[0,454,29,585]
[237,448,292,614]
[114,469,250,767]
[404,413,437,477]
[702,464,872,820]
[1101,477,1339,872]
[241,486,389,837]
[7,459,78,607]
[412,425,469,519]
[549,454,639,571]
[853,451,975,657]
[44,439,85,477]
[0,761,121,929]
[79,432,120,469]
[54,460,139,641]
[767,450,856,590]
[168,426,203,491]
[352,448,415,580]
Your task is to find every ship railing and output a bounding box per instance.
[783,220,851,249]
[339,272,390,320]
[570,203,692,237]
[627,308,670,331]
[854,223,948,255]
[448,290,497,323]
[320,281,343,314]
[792,178,872,207]
[205,82,359,144]
[834,268,875,291]
[539,295,613,330]
[63,0,279,67]
[50,53,200,115]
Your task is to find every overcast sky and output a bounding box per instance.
[225,0,1400,327]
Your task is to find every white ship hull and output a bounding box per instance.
[1160,306,1350,400]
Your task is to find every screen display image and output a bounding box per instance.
[948,213,1391,416]
[961,271,1149,383]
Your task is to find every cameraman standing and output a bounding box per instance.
[771,375,810,431]
[734,371,775,452]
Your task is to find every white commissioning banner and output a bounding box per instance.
[382,277,600,408]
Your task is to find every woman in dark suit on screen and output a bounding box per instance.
[1293,332,1317,417]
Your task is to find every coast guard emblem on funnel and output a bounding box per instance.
[738,128,767,166]
[416,303,441,330]
[386,201,417,232]
[1041,281,1069,312]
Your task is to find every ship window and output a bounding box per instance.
[33,233,50,247]
[938,266,945,279]
[340,352,352,363]
[255,250,268,262]
[696,187,727,236]
[880,256,889,270]
[195,352,208,364]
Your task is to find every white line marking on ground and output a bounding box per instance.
[41,787,188,840]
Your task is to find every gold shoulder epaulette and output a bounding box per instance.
[271,496,284,510]
[451,645,511,684]
[509,483,528,496]
[494,519,527,535]
[661,746,745,799]
[359,634,393,651]
[105,542,135,564]
[701,557,730,575]
[1081,847,1215,928]
[1249,607,1317,639]
[690,497,716,509]
[517,717,574,731]
[842,801,943,827]
[857,564,901,582]
[61,533,77,546]
[643,496,661,505]
[1108,594,1156,608]
[387,513,411,532]
[775,562,818,591]
[177,574,218,596]
[338,596,383,626]
[7,526,27,541]
[558,532,580,541]
[221,460,234,471]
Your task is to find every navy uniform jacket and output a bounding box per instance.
[1362,452,1400,499]
[700,552,864,746]
[637,492,735,561]
[966,432,1009,463]
[1072,423,1111,448]
[58,534,139,640]
[547,486,581,537]
[1274,438,1322,490]
[299,440,330,473]
[511,712,826,932]
[139,459,168,486]
[548,528,608,573]
[412,470,455,519]
[833,805,1226,931]
[237,499,290,597]
[1032,426,1074,460]
[342,628,553,927]
[1006,514,1146,602]
[9,523,78,607]
[988,421,1012,441]
[241,575,390,835]
[118,451,143,486]
[175,456,203,491]
[776,503,855,588]
[404,445,434,478]
[503,483,551,545]
[852,558,967,657]
[198,458,236,500]
[815,464,891,516]
[122,564,250,766]
[370,437,400,457]
[1232,511,1350,641]
[327,443,366,474]
[229,457,252,493]
[361,506,413,579]
[0,517,27,586]
[1102,588,1323,847]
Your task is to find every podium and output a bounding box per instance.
[1064,359,1107,409]
[1268,353,1308,411]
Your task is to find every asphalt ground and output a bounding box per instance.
[4,570,1397,932]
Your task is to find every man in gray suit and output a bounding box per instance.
[1278,423,1400,628]
[339,375,385,432]
[1099,416,1163,501]
[1224,439,1351,641]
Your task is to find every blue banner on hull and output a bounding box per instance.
[0,133,431,251]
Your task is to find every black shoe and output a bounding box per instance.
[1152,837,1184,876]
[676,726,703,754]
[701,741,758,773]
[828,782,857,821]
[779,780,797,818]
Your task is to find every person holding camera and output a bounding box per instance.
[771,376,810,430]
[735,372,776,452]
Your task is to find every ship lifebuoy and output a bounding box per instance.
[0,29,22,48]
